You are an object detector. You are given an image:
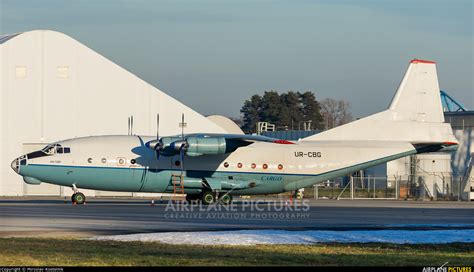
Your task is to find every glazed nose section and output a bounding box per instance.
[11,156,27,174]
[11,158,20,173]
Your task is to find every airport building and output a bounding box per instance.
[0,30,234,197]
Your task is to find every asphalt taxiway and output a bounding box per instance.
[1,197,473,238]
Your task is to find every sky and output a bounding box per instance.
[1,0,472,119]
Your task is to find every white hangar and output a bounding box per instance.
[0,30,232,196]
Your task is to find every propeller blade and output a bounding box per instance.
[156,113,160,161]
[156,113,160,140]
[180,144,185,175]
[181,113,185,140]
[178,113,186,175]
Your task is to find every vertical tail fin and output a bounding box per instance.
[388,59,445,123]
[302,59,457,144]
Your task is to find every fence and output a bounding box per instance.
[306,174,466,201]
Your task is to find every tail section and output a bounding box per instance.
[388,59,444,123]
[302,59,457,145]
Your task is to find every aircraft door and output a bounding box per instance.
[138,156,173,193]
[128,163,146,191]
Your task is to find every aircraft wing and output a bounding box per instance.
[185,133,294,144]
[148,133,294,157]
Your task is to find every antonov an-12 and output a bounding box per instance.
[11,59,457,204]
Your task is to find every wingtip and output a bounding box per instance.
[273,140,294,145]
[410,59,436,64]
[443,141,458,146]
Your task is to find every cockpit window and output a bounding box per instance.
[39,144,71,155]
[41,144,56,155]
[26,144,70,160]
[41,144,59,155]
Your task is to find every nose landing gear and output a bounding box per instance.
[71,184,86,205]
[72,192,86,205]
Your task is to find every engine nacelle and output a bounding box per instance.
[185,136,226,156]
[158,136,184,156]
[149,136,228,157]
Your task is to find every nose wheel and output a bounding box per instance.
[72,192,86,205]
[71,184,86,204]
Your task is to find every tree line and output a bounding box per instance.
[240,91,352,133]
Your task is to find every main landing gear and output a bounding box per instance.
[219,194,233,205]
[71,184,86,205]
[186,191,233,205]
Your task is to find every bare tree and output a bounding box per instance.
[320,98,353,130]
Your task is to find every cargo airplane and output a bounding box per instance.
[11,59,458,204]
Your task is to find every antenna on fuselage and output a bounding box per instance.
[128,117,130,135]
[127,115,134,135]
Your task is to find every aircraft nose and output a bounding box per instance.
[11,156,26,174]
[11,158,19,173]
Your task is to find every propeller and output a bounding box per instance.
[145,114,163,160]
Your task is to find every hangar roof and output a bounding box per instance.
[0,32,22,44]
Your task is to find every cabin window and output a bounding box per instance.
[117,157,126,166]
[49,146,70,155]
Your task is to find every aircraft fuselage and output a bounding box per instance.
[13,135,418,195]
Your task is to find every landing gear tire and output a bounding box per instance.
[186,194,199,203]
[72,192,86,205]
[201,191,215,205]
[219,194,233,205]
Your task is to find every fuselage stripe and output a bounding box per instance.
[26,149,415,178]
